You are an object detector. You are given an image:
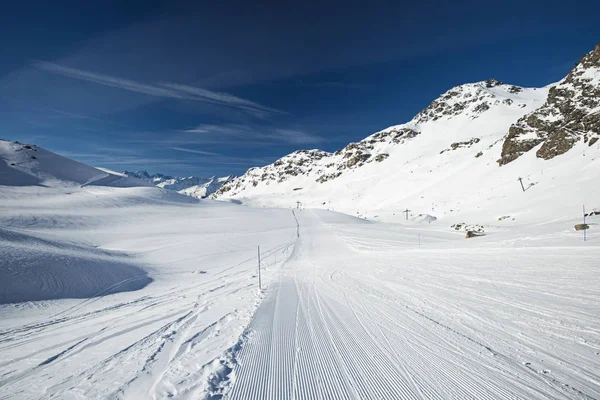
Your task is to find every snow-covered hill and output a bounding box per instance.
[124,170,232,198]
[214,44,600,227]
[0,140,151,188]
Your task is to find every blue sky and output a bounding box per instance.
[1,1,599,177]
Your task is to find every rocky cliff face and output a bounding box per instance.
[499,43,600,165]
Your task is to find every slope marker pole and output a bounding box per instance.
[257,245,262,290]
[518,177,525,192]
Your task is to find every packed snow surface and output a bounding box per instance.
[1,183,599,398]
[228,210,600,400]
[0,185,297,399]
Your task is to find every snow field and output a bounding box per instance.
[227,210,600,399]
[0,185,297,399]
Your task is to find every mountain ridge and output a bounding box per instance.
[213,44,600,225]
[124,170,232,198]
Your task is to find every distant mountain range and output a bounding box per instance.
[123,171,232,198]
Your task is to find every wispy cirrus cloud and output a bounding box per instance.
[33,61,286,117]
[182,124,323,144]
[171,147,222,156]
[183,124,247,135]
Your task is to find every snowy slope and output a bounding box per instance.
[0,140,151,188]
[227,209,600,400]
[0,184,297,398]
[124,170,232,198]
[214,46,600,228]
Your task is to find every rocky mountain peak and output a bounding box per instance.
[579,42,600,69]
[499,43,600,165]
[484,78,503,88]
[413,79,526,124]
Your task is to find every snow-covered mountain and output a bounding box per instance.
[124,170,232,198]
[213,44,600,225]
[178,176,233,199]
[0,140,151,188]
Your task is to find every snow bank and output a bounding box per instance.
[0,227,151,304]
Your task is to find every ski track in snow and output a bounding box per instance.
[1,187,599,399]
[0,186,299,400]
[226,210,600,400]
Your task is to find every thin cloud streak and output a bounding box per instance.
[162,83,287,116]
[33,61,286,117]
[182,124,324,144]
[171,147,222,156]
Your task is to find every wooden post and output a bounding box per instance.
[404,209,411,220]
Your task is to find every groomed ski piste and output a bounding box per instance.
[227,209,600,400]
[1,183,599,399]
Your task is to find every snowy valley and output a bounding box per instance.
[0,44,599,400]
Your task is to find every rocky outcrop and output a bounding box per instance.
[499,43,600,165]
[414,78,522,123]
[465,231,485,239]
[440,138,481,154]
[213,125,423,196]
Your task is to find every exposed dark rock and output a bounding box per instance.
[485,78,502,88]
[508,85,523,94]
[441,138,481,154]
[466,231,485,238]
[499,43,600,165]
[536,130,578,159]
[346,153,370,168]
[375,153,389,162]
[473,103,490,113]
[316,172,342,183]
